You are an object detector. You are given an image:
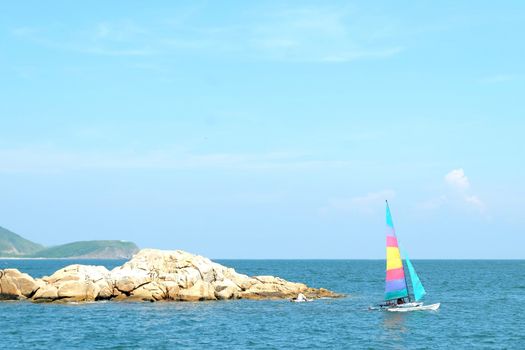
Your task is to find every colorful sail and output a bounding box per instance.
[405,255,426,301]
[385,201,409,301]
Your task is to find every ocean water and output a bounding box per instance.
[0,259,524,349]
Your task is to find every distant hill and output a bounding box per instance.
[0,226,139,259]
[31,240,139,259]
[0,226,45,257]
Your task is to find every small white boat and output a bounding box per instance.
[291,298,313,303]
[373,201,440,312]
[291,293,312,303]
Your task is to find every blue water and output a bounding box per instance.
[1,259,524,349]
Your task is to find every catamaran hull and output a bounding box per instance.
[387,303,440,312]
[369,301,422,310]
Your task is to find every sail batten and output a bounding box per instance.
[384,201,409,301]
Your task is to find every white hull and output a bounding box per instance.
[369,301,425,311]
[387,303,440,312]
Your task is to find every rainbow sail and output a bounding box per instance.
[385,201,409,301]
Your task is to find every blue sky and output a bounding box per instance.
[1,1,524,258]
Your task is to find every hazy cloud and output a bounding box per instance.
[10,4,403,63]
[445,168,470,191]
[447,168,485,212]
[0,147,353,173]
[249,6,403,63]
[464,195,485,211]
[419,169,486,214]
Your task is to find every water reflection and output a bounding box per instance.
[379,312,408,345]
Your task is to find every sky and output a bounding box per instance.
[0,1,524,258]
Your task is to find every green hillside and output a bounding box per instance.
[0,226,44,257]
[30,240,139,259]
[0,226,139,259]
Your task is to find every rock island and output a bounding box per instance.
[0,249,341,302]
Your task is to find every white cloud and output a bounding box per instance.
[464,195,485,211]
[419,169,486,214]
[445,168,470,191]
[444,168,485,212]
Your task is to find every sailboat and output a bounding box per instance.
[378,201,440,312]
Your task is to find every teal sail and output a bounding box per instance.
[405,256,426,301]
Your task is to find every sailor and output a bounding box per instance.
[397,298,405,305]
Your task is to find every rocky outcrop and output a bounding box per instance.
[0,269,39,299]
[33,264,113,302]
[0,249,342,303]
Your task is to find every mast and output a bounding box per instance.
[392,203,412,302]
[402,259,412,302]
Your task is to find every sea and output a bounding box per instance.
[0,259,524,349]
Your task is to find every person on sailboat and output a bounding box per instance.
[397,298,405,305]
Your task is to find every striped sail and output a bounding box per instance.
[385,201,409,301]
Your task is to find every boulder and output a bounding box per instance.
[46,264,111,284]
[223,268,256,291]
[213,279,241,300]
[40,264,113,301]
[163,281,181,300]
[0,269,39,299]
[33,284,58,301]
[57,280,99,301]
[130,282,166,301]
[239,276,309,300]
[177,280,216,301]
[112,271,151,294]
[95,280,114,299]
[114,249,213,284]
[0,275,21,299]
[175,268,201,289]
